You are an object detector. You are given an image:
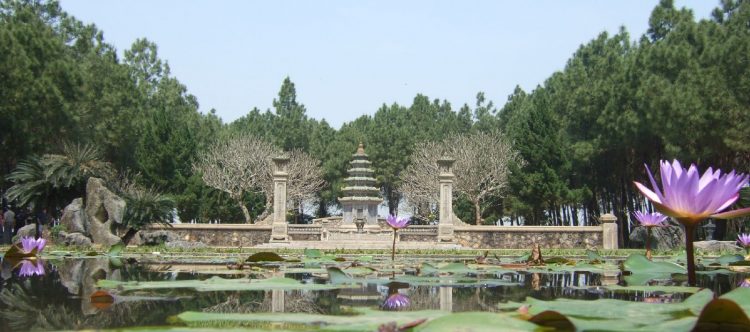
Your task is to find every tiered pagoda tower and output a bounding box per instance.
[339,143,382,225]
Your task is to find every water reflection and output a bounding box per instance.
[0,257,746,331]
[17,259,45,277]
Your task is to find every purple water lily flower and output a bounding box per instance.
[740,278,750,288]
[381,293,410,311]
[634,160,750,286]
[17,260,45,277]
[633,211,668,227]
[633,211,667,260]
[386,215,409,261]
[634,160,750,225]
[386,215,409,230]
[20,236,46,255]
[738,234,750,248]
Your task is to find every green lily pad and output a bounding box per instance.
[246,252,285,262]
[719,287,750,313]
[693,298,750,331]
[622,254,685,285]
[303,248,322,258]
[108,243,125,256]
[529,310,575,332]
[525,289,714,330]
[98,276,350,292]
[704,254,744,266]
[414,312,540,332]
[176,308,446,331]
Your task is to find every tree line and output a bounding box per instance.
[2,0,749,245]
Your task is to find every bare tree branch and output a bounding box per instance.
[399,132,522,224]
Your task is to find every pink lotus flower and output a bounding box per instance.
[17,260,45,277]
[634,160,750,225]
[633,211,668,227]
[20,236,46,255]
[386,215,409,229]
[381,293,410,311]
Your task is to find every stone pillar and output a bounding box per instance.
[270,157,290,242]
[600,213,618,249]
[437,157,456,242]
[439,287,453,312]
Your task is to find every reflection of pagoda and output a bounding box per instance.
[339,143,382,226]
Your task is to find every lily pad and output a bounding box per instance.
[414,312,540,332]
[98,276,350,292]
[246,252,285,262]
[693,298,750,331]
[622,254,685,285]
[529,310,575,332]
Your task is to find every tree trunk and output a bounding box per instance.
[473,199,482,225]
[238,200,252,223]
[121,228,139,246]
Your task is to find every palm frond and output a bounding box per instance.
[5,156,49,207]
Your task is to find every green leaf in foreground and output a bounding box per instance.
[413,312,540,332]
[525,289,714,330]
[693,298,750,331]
[176,308,446,331]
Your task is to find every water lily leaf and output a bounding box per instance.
[719,287,750,313]
[327,267,354,284]
[544,257,575,265]
[303,248,322,258]
[4,244,36,259]
[622,254,685,285]
[525,289,713,328]
[342,266,377,276]
[529,310,575,332]
[703,254,744,266]
[414,312,540,332]
[586,249,605,264]
[693,298,750,331]
[108,243,124,256]
[98,276,349,292]
[176,308,445,330]
[90,290,115,310]
[245,252,285,262]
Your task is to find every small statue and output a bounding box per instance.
[527,243,544,265]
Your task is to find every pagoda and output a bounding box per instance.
[339,143,382,226]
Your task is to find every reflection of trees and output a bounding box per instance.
[0,263,81,331]
[201,290,325,314]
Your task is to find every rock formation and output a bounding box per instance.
[57,177,125,247]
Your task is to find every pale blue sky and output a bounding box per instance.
[60,0,717,129]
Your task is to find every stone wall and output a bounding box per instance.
[145,224,271,247]
[454,226,603,249]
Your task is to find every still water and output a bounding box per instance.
[0,256,744,331]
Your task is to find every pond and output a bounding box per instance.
[0,250,748,331]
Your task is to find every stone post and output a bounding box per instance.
[270,156,290,242]
[600,213,618,249]
[437,157,456,242]
[439,286,453,312]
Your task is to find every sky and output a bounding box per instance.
[60,0,718,129]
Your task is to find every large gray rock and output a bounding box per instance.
[138,230,178,245]
[84,177,125,247]
[60,231,93,247]
[629,223,685,250]
[60,198,86,234]
[15,224,36,239]
[694,240,741,252]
